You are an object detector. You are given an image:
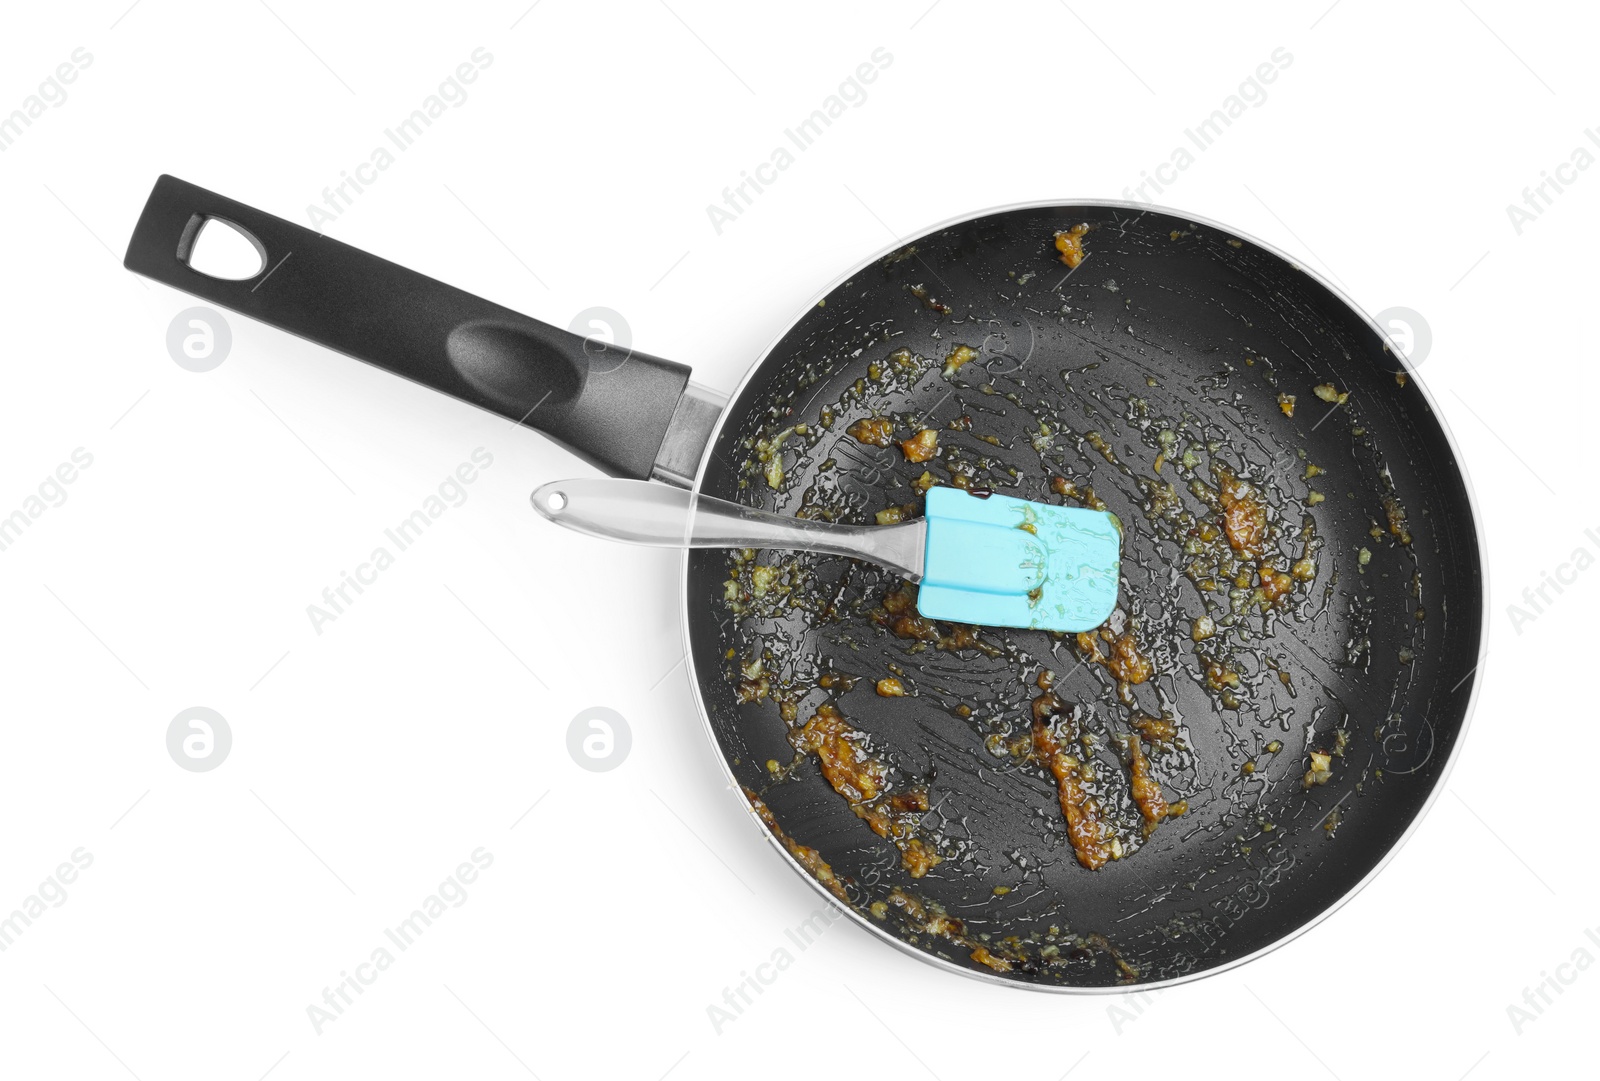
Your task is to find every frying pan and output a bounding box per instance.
[124,175,1483,990]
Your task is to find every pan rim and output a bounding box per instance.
[676,196,1489,994]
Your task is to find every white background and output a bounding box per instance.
[1,1,1595,1078]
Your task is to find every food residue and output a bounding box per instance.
[1125,735,1169,829]
[1217,467,1268,560]
[1054,223,1089,269]
[791,704,941,877]
[942,343,979,379]
[847,416,895,447]
[899,428,939,463]
[1033,714,1115,870]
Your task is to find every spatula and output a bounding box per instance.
[530,479,1122,633]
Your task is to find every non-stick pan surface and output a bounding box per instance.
[685,203,1482,989]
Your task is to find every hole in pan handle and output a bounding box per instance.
[123,174,694,480]
[183,217,266,280]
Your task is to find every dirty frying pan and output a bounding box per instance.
[125,175,1483,989]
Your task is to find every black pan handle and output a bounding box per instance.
[124,174,692,479]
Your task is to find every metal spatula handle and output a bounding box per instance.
[531,479,925,580]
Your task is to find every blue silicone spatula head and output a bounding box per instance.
[916,487,1122,633]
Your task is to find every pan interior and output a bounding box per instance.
[686,205,1480,988]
